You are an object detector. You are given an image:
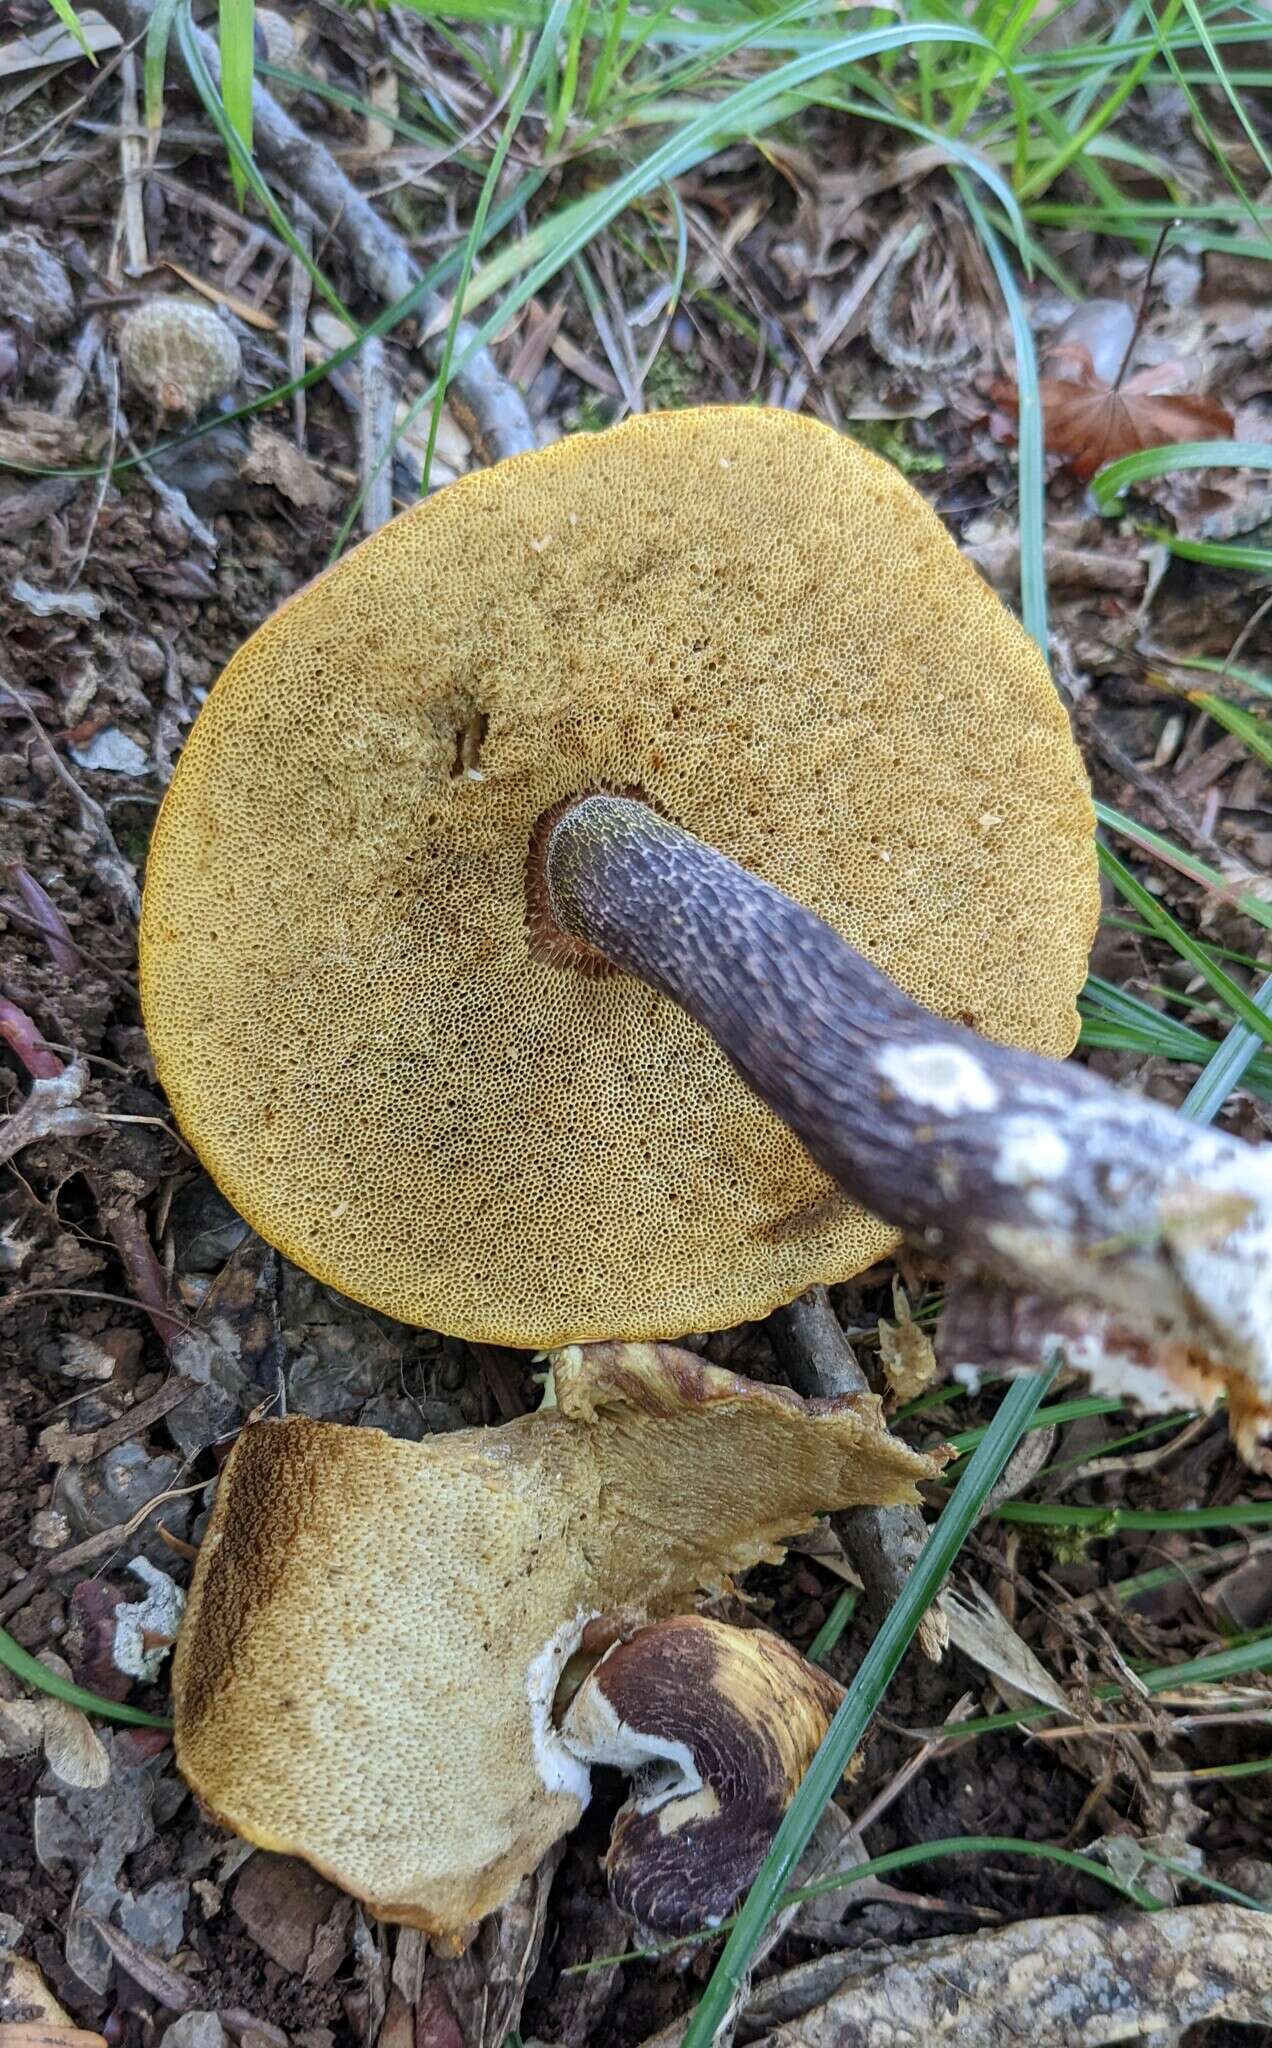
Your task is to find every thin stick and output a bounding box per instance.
[771,1289,947,1662]
[92,0,536,465]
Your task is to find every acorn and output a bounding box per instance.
[0,230,75,338]
[119,297,243,415]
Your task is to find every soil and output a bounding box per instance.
[1,5,1270,2047]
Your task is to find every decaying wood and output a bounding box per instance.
[747,1904,1272,2046]
[770,1289,947,1661]
[547,796,1272,1450]
[93,0,536,465]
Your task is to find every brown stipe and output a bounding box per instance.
[544,792,1272,1449]
[525,787,650,979]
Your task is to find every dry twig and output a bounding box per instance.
[747,1904,1272,2046]
[770,1288,947,1662]
[93,0,536,464]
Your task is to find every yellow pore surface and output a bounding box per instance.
[140,407,1098,1345]
[173,1344,938,1933]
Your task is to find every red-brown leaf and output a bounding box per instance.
[993,342,1233,480]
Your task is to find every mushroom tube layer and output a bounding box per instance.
[173,1343,940,1939]
[140,405,1098,1347]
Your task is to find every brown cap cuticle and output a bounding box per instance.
[561,1614,843,1933]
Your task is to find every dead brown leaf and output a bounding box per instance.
[993,342,1233,480]
[240,425,336,512]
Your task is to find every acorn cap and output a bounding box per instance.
[119,297,243,415]
[0,230,75,338]
[140,407,1097,1346]
[172,1342,941,1939]
[561,1614,843,1932]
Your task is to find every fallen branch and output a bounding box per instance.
[747,1904,1272,2046]
[770,1289,947,1661]
[94,0,536,465]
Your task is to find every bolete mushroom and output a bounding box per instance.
[141,406,1098,1347]
[172,1342,940,1938]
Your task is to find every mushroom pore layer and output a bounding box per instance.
[141,407,1097,1345]
[172,1343,940,1936]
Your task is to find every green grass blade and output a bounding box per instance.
[956,180,1046,649]
[781,1833,1164,1916]
[1137,1848,1272,1903]
[911,1633,1272,1742]
[1093,441,1272,511]
[680,1363,1059,2048]
[1181,0,1272,181]
[144,0,183,149]
[47,0,97,62]
[433,21,1007,324]
[176,2,355,327]
[807,1587,858,1663]
[337,16,1012,558]
[1145,0,1272,245]
[1079,977,1272,1104]
[1097,840,1272,1045]
[1018,0,1184,198]
[1143,527,1272,575]
[996,1500,1272,1531]
[1153,1757,1272,1786]
[1181,974,1272,1121]
[1169,653,1272,702]
[218,0,255,206]
[1186,692,1272,770]
[568,1832,1168,1972]
[0,1623,172,1730]
[419,0,570,495]
[1094,799,1272,933]
[945,1393,1134,1457]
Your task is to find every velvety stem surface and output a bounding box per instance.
[545,795,1272,1400]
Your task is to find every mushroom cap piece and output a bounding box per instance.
[141,407,1098,1346]
[173,1342,941,1938]
[562,1614,844,1931]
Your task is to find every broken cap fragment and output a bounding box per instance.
[140,404,1098,1347]
[172,1342,941,1939]
[561,1614,843,1932]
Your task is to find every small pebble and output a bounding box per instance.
[29,1508,70,1551]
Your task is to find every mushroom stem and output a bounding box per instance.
[545,794,1272,1409]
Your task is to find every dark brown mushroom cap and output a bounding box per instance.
[140,406,1097,1345]
[562,1615,842,1932]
